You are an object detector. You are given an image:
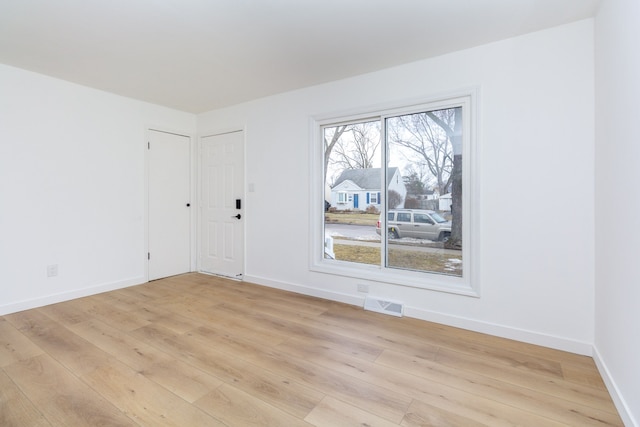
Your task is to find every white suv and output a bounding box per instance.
[376,209,451,241]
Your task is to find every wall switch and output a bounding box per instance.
[357,284,369,293]
[47,264,58,277]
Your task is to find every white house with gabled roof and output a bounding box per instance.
[329,167,406,211]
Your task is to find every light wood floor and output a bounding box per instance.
[0,273,623,426]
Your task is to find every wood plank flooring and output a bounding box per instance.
[0,273,623,426]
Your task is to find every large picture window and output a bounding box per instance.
[312,92,478,295]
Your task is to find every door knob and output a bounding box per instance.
[232,214,241,219]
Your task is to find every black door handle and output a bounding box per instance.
[232,214,241,219]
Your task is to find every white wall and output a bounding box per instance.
[199,20,595,354]
[594,1,640,425]
[0,64,196,314]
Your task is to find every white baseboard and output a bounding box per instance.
[0,275,146,316]
[404,306,594,356]
[244,274,593,356]
[243,274,365,307]
[593,346,638,427]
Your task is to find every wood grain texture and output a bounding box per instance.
[0,273,623,426]
[0,370,51,427]
[4,354,136,426]
[0,318,44,367]
[81,359,224,426]
[196,383,313,427]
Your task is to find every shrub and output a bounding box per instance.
[365,205,379,214]
[404,196,419,208]
[387,190,403,209]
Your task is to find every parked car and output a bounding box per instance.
[376,209,451,241]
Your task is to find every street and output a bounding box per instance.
[324,223,378,240]
[324,223,460,255]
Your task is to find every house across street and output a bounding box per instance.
[329,167,406,211]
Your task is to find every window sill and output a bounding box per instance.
[310,258,479,298]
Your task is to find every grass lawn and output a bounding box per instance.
[332,243,462,276]
[325,212,379,226]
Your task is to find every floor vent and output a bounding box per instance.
[364,296,404,317]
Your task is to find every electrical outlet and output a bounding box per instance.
[47,264,58,277]
[357,284,369,293]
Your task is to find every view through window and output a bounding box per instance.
[323,102,465,279]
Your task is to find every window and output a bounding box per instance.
[396,212,411,223]
[414,213,432,224]
[312,91,478,296]
[337,192,347,204]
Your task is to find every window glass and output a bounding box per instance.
[386,107,462,276]
[414,213,431,224]
[317,94,472,290]
[430,212,448,223]
[323,120,381,266]
[396,212,411,222]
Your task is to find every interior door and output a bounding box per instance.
[200,131,244,279]
[148,129,191,280]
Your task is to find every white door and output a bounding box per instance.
[200,131,244,279]
[148,129,191,280]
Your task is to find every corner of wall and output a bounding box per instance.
[593,345,638,427]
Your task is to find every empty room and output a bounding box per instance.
[0,0,638,425]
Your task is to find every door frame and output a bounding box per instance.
[144,126,197,282]
[196,127,246,278]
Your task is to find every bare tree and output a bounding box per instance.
[330,121,380,170]
[388,108,462,249]
[324,125,349,182]
[427,108,462,249]
[388,110,454,196]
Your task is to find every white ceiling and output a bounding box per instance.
[0,0,600,113]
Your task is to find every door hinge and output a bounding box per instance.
[147,252,150,260]
[148,142,150,149]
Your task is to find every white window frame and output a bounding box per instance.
[337,191,348,204]
[310,89,480,297]
[369,192,378,204]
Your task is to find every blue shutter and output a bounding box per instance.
[377,192,381,204]
[366,193,370,204]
